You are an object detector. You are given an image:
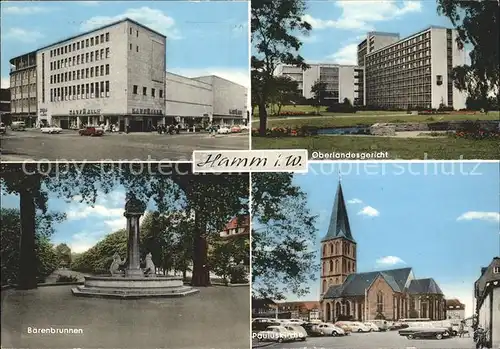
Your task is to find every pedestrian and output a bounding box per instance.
[459,321,465,337]
[175,123,180,134]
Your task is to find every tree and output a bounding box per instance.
[1,208,63,285]
[437,0,499,108]
[54,243,72,268]
[252,0,311,135]
[342,98,352,107]
[310,80,327,114]
[251,173,318,300]
[269,76,300,116]
[209,234,249,285]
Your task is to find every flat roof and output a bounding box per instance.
[11,18,166,61]
[193,75,248,88]
[366,25,453,57]
[367,31,400,37]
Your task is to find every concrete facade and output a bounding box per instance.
[277,64,364,105]
[33,18,166,131]
[363,26,467,109]
[9,52,38,126]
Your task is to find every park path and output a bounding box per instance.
[44,268,90,283]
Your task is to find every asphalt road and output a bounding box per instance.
[1,285,250,349]
[253,330,475,349]
[0,129,249,162]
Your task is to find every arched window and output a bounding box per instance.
[342,260,347,273]
[329,260,334,272]
[377,291,384,313]
[322,280,327,293]
[335,259,339,273]
[335,277,339,284]
[330,243,334,254]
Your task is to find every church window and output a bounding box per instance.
[377,291,384,313]
[330,243,334,255]
[322,280,327,292]
[329,260,334,272]
[335,277,339,284]
[335,259,339,273]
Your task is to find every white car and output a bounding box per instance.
[217,126,231,134]
[256,325,298,343]
[364,322,380,332]
[41,125,63,134]
[284,325,307,341]
[347,322,371,333]
[285,318,306,325]
[317,323,346,336]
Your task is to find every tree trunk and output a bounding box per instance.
[17,188,38,289]
[191,215,211,286]
[277,103,282,116]
[259,103,268,136]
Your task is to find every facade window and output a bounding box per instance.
[130,27,133,35]
[90,37,94,46]
[85,53,89,63]
[136,30,139,37]
[105,81,109,96]
[95,36,99,45]
[159,89,163,98]
[95,82,100,98]
[151,88,155,97]
[105,32,109,42]
[133,85,138,94]
[105,48,109,58]
[86,68,89,79]
[143,87,147,96]
[72,71,76,80]
[77,55,80,65]
[95,66,99,77]
[77,42,80,50]
[68,45,71,53]
[86,39,89,47]
[100,65,104,76]
[77,70,80,80]
[136,45,139,52]
[494,267,500,274]
[90,67,94,78]
[100,34,104,43]
[376,291,384,313]
[72,43,76,51]
[85,83,89,98]
[95,50,99,61]
[91,82,94,97]
[130,43,132,51]
[100,81,104,97]
[90,52,94,62]
[64,72,68,82]
[105,64,109,75]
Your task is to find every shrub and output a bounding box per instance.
[56,275,79,283]
[229,265,247,284]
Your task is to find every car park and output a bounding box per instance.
[79,126,104,136]
[41,125,63,134]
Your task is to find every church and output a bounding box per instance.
[320,181,446,322]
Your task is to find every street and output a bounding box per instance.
[0,129,249,161]
[253,330,475,349]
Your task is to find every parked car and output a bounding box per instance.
[230,125,241,133]
[284,325,307,341]
[79,126,104,136]
[11,121,26,131]
[369,319,389,331]
[217,126,231,134]
[317,323,346,336]
[346,322,371,333]
[334,322,353,333]
[256,325,299,343]
[302,322,324,337]
[0,122,6,134]
[283,318,306,325]
[41,125,63,134]
[364,322,380,332]
[206,125,219,133]
[399,327,451,340]
[252,318,279,331]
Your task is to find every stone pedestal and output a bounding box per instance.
[125,213,143,278]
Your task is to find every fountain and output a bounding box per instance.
[72,197,199,298]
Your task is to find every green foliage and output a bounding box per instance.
[1,208,61,285]
[251,173,318,300]
[251,0,311,134]
[437,0,499,106]
[209,235,249,284]
[310,80,328,113]
[54,243,72,267]
[269,76,301,116]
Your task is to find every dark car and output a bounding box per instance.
[399,327,450,340]
[302,323,324,337]
[79,126,104,136]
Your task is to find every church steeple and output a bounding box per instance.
[320,180,357,296]
[322,180,355,243]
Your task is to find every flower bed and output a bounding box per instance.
[278,111,318,116]
[454,129,500,140]
[252,126,317,137]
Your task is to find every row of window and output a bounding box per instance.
[367,50,431,69]
[323,259,355,274]
[132,85,164,98]
[50,65,110,84]
[11,98,37,110]
[322,242,355,257]
[50,33,110,58]
[50,82,110,102]
[50,48,110,71]
[11,84,37,95]
[10,69,36,83]
[371,31,431,58]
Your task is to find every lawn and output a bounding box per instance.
[252,135,500,160]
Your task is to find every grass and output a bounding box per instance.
[252,135,500,160]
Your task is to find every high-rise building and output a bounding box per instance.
[276,64,364,106]
[362,26,467,109]
[357,32,400,67]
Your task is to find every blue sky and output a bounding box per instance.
[297,0,470,65]
[0,1,249,89]
[283,162,499,317]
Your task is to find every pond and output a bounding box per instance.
[316,126,370,135]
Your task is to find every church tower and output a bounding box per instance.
[320,180,357,297]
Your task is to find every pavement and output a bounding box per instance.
[0,129,249,162]
[1,284,250,349]
[253,330,476,349]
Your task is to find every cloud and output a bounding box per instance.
[104,218,127,231]
[457,211,500,223]
[357,206,380,217]
[303,0,421,32]
[348,198,363,204]
[326,43,358,65]
[1,77,10,89]
[80,7,182,40]
[2,28,44,43]
[2,6,56,15]
[69,231,107,253]
[297,34,319,44]
[76,1,100,5]
[376,256,405,266]
[66,205,124,220]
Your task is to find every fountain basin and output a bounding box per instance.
[72,276,199,299]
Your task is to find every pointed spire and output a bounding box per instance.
[322,181,355,243]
